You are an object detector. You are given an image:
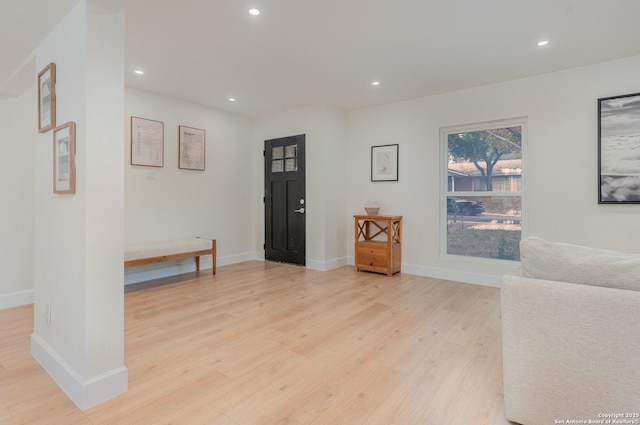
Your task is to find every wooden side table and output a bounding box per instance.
[354,215,402,276]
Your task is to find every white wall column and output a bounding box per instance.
[31,0,127,410]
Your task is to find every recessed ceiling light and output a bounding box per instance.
[228,98,236,102]
[249,8,260,16]
[372,81,380,86]
[537,40,549,47]
[134,69,144,75]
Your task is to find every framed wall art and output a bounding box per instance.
[53,122,76,194]
[131,116,164,167]
[371,144,399,182]
[598,92,640,203]
[179,125,206,171]
[38,62,56,133]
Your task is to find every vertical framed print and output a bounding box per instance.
[371,144,399,181]
[130,116,164,167]
[53,122,76,194]
[38,63,56,133]
[179,125,206,171]
[598,92,640,203]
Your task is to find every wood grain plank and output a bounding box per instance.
[0,261,513,425]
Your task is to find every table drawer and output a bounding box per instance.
[357,245,388,268]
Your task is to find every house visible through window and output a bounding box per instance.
[442,119,525,261]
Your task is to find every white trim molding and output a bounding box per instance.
[30,333,128,410]
[124,251,259,285]
[306,256,349,272]
[346,256,502,287]
[401,263,502,287]
[0,289,34,310]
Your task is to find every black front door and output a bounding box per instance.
[264,135,306,265]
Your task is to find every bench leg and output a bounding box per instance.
[195,256,200,271]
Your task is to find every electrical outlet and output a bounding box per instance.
[45,302,52,325]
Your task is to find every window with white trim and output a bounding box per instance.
[442,118,525,261]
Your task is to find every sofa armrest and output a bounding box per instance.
[501,275,640,425]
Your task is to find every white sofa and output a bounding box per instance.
[501,237,640,425]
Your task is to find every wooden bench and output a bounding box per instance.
[124,238,216,275]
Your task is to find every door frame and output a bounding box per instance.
[263,134,306,265]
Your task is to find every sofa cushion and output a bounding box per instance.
[520,236,640,291]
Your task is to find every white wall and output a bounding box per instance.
[124,88,256,283]
[254,104,348,270]
[0,88,35,308]
[33,1,89,380]
[321,106,349,266]
[2,24,640,312]
[83,2,126,386]
[31,1,127,409]
[347,55,640,285]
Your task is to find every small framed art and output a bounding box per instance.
[131,116,164,167]
[53,122,76,194]
[598,92,640,203]
[38,63,56,133]
[179,125,206,171]
[371,144,399,182]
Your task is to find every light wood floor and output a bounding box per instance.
[0,261,514,425]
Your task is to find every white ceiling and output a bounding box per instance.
[2,0,640,116]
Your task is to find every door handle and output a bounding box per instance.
[294,207,305,214]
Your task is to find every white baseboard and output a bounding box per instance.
[223,251,263,265]
[306,256,349,272]
[124,251,260,285]
[346,256,502,287]
[0,289,34,310]
[123,250,505,287]
[401,263,502,287]
[30,333,128,410]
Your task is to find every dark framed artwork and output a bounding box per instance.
[38,62,56,133]
[598,92,640,203]
[371,144,399,182]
